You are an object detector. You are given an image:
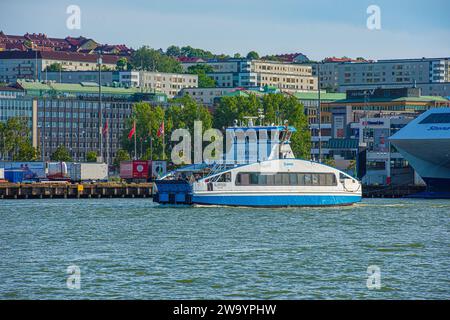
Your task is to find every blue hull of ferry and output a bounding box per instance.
[192,194,362,207]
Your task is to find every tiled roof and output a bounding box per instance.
[0,50,120,64]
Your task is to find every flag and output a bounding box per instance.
[102,120,108,135]
[157,121,164,138]
[128,121,136,140]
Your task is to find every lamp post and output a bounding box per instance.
[317,62,322,163]
[97,53,103,163]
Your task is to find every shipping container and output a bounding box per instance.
[68,163,108,182]
[4,170,25,183]
[120,160,151,181]
[0,161,46,180]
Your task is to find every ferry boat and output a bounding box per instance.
[153,121,362,207]
[390,107,450,197]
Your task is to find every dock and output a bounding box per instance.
[362,185,426,198]
[0,183,153,199]
[0,183,429,200]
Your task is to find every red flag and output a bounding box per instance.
[102,120,108,135]
[157,121,164,138]
[128,121,136,140]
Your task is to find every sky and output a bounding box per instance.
[1,0,449,60]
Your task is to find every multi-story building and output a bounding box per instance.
[0,51,119,83]
[0,80,167,162]
[311,57,368,92]
[335,57,450,96]
[181,58,317,93]
[179,86,281,109]
[42,70,198,98]
[137,71,198,98]
[178,87,240,107]
[252,60,316,92]
[349,117,417,186]
[309,87,450,165]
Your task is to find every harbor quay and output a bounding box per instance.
[0,182,152,199]
[0,182,425,200]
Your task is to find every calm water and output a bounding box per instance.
[0,198,448,300]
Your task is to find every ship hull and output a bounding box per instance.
[390,107,450,196]
[192,193,361,207]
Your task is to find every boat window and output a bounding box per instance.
[312,174,320,186]
[216,172,231,182]
[304,174,312,185]
[275,174,283,185]
[319,174,327,186]
[250,173,259,185]
[236,173,250,186]
[282,173,290,185]
[326,174,337,186]
[235,172,338,186]
[258,174,267,185]
[340,173,349,180]
[289,173,298,185]
[419,113,450,124]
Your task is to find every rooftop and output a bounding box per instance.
[16,80,140,96]
[0,50,120,64]
[293,91,346,101]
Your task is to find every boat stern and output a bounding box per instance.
[153,180,193,205]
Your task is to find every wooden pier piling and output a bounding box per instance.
[0,183,153,200]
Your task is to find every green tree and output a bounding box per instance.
[51,145,72,162]
[130,46,183,73]
[246,51,260,60]
[261,55,282,62]
[166,45,182,57]
[213,94,261,130]
[166,95,213,162]
[122,102,165,160]
[116,57,129,71]
[233,53,242,58]
[214,94,311,159]
[168,95,213,136]
[15,141,39,161]
[186,64,216,88]
[180,46,215,59]
[1,117,31,160]
[113,149,131,167]
[86,151,97,162]
[45,63,64,72]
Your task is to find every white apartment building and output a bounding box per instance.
[0,51,119,83]
[179,87,238,106]
[138,71,198,98]
[312,57,450,96]
[181,58,317,93]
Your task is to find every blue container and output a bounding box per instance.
[5,170,25,183]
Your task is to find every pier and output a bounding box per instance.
[0,183,429,200]
[362,185,426,198]
[0,183,153,199]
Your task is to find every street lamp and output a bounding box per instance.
[317,61,322,163]
[97,53,103,163]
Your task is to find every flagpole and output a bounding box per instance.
[150,137,153,161]
[134,120,137,160]
[106,121,109,166]
[162,132,165,161]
